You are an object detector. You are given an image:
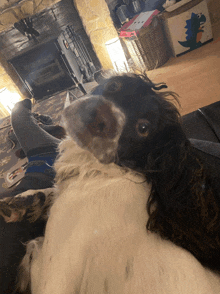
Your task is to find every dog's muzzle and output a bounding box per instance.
[62,96,126,163]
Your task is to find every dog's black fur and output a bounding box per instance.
[91,73,220,272]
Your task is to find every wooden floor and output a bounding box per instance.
[147,22,220,115]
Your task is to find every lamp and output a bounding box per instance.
[0,88,21,114]
[105,37,129,73]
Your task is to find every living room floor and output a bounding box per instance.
[147,21,220,115]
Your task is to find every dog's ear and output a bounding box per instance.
[146,124,190,232]
[145,124,189,190]
[149,124,187,152]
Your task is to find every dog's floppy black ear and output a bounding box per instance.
[145,124,188,184]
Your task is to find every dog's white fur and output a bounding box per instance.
[22,137,220,294]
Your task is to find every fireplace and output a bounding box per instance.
[9,33,88,100]
[2,0,101,100]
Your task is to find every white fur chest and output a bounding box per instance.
[31,139,151,293]
[30,139,220,294]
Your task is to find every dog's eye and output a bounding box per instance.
[105,81,122,93]
[136,119,150,137]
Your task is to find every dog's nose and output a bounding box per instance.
[63,95,126,163]
[79,97,118,139]
[63,96,121,139]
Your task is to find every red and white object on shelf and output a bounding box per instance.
[119,10,160,38]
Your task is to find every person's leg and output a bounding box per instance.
[0,99,62,200]
[11,99,60,157]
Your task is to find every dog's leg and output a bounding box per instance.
[17,237,44,293]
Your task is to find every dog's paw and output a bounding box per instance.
[0,205,26,222]
[0,188,55,223]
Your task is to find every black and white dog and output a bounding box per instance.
[18,73,220,293]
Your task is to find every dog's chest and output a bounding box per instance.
[35,172,149,292]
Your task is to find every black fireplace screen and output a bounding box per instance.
[25,52,64,86]
[9,27,97,100]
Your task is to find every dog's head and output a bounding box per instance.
[63,73,182,170]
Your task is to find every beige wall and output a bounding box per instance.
[73,0,118,69]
